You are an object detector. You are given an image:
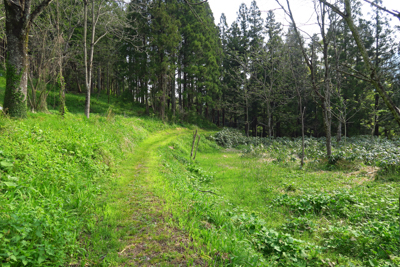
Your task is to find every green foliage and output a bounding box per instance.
[230,213,322,266]
[183,129,400,266]
[187,164,215,184]
[210,127,248,148]
[273,191,356,217]
[157,133,331,266]
[212,128,400,172]
[281,217,317,234]
[0,112,170,266]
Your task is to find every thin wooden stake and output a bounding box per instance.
[190,129,197,158]
[301,107,306,168]
[193,135,201,160]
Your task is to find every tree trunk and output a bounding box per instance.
[171,71,176,118]
[301,107,306,168]
[337,121,342,141]
[267,101,272,137]
[83,0,90,118]
[3,0,54,117]
[161,74,166,122]
[321,0,400,128]
[3,6,29,117]
[56,1,65,116]
[374,93,380,136]
[222,108,225,127]
[84,0,96,118]
[97,66,101,98]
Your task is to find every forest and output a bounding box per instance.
[1,0,399,139]
[0,0,400,266]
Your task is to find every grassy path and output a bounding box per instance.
[101,128,207,266]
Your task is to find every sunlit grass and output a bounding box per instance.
[160,131,400,266]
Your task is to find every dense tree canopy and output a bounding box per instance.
[1,0,399,139]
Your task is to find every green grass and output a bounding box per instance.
[150,131,400,266]
[0,76,222,266]
[79,128,215,266]
[195,151,365,227]
[1,74,399,266]
[0,110,178,266]
[121,101,400,267]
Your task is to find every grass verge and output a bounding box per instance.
[0,112,174,266]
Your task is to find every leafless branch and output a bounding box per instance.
[190,0,208,6]
[318,0,347,18]
[362,0,400,21]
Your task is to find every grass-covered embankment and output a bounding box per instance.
[151,128,400,266]
[0,110,176,266]
[0,72,220,266]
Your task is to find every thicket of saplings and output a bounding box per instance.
[158,128,400,266]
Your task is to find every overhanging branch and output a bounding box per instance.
[362,0,400,21]
[30,0,55,23]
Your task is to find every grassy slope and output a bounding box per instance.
[0,80,216,266]
[2,76,399,266]
[0,112,179,265]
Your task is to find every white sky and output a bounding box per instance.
[208,0,400,41]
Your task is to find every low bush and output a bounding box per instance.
[273,191,356,217]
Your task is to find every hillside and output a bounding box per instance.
[1,80,400,266]
[0,80,214,265]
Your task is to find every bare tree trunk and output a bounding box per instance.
[161,74,166,122]
[267,101,272,137]
[83,0,90,117]
[178,65,182,112]
[277,0,332,156]
[222,108,225,127]
[320,0,400,128]
[301,107,306,167]
[97,65,101,99]
[337,122,342,141]
[320,2,332,157]
[145,79,149,115]
[171,67,176,118]
[190,130,197,159]
[56,0,65,116]
[193,135,201,160]
[84,0,96,118]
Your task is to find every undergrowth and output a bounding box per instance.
[0,112,171,266]
[156,129,400,266]
[157,134,325,266]
[211,128,400,173]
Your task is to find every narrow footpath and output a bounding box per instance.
[108,128,207,266]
